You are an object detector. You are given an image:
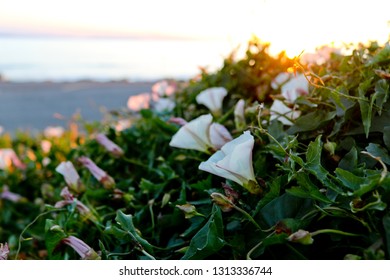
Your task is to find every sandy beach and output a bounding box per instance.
[0,80,155,134]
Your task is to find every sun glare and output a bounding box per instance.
[247,0,390,58]
[0,0,388,56]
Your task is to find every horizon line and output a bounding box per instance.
[0,30,222,41]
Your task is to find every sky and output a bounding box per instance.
[0,0,389,56]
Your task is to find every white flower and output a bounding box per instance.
[43,126,65,138]
[169,114,232,153]
[169,114,214,153]
[199,131,261,194]
[127,93,151,111]
[270,100,301,126]
[270,73,308,125]
[234,99,246,130]
[196,87,227,116]
[153,97,176,113]
[281,74,308,101]
[55,161,82,192]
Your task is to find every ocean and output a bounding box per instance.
[0,37,239,82]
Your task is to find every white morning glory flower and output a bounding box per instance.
[169,114,232,153]
[234,99,246,130]
[196,87,227,116]
[55,161,83,193]
[169,114,214,153]
[270,73,308,125]
[199,131,261,194]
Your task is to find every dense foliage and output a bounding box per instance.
[1,38,390,260]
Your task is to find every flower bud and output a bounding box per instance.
[95,133,124,157]
[0,243,10,260]
[210,192,234,212]
[62,236,100,260]
[287,229,314,245]
[176,203,203,219]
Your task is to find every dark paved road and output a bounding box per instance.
[0,81,154,134]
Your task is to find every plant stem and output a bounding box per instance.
[311,229,360,237]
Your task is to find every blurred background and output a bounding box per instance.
[1,0,389,82]
[0,0,389,132]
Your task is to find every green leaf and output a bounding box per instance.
[365,143,390,165]
[358,79,374,138]
[287,111,336,134]
[374,79,389,115]
[304,135,343,193]
[114,210,154,255]
[287,172,333,204]
[260,193,313,227]
[139,178,166,194]
[384,126,390,150]
[253,175,283,217]
[335,168,366,191]
[338,146,358,171]
[367,44,390,66]
[182,205,225,260]
[335,167,382,197]
[352,174,382,197]
[382,214,390,256]
[44,219,67,259]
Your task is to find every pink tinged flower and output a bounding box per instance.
[152,80,176,96]
[127,93,151,111]
[0,148,26,170]
[1,185,23,203]
[40,140,52,154]
[281,74,308,102]
[199,131,261,194]
[234,99,246,130]
[78,156,115,189]
[168,117,188,126]
[42,157,51,167]
[115,119,132,132]
[54,187,91,216]
[62,236,100,260]
[196,87,228,116]
[55,161,82,192]
[43,126,65,138]
[270,100,301,126]
[209,123,233,150]
[301,46,341,65]
[95,133,124,157]
[0,243,9,260]
[169,114,214,153]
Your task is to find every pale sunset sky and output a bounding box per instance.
[0,0,389,56]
